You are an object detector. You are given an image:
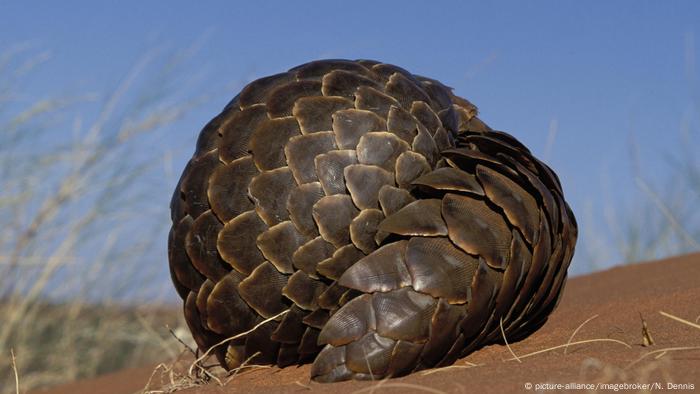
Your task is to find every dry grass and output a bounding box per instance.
[659,310,700,330]
[579,44,700,271]
[10,349,19,394]
[0,46,208,393]
[141,310,287,394]
[503,338,631,362]
[564,314,599,354]
[499,317,521,363]
[352,381,447,394]
[419,363,479,376]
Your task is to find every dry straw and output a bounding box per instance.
[0,45,208,393]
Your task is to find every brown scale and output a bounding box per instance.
[395,151,431,189]
[169,59,577,382]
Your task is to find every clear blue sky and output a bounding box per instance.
[2,1,699,291]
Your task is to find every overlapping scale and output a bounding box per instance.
[377,185,415,217]
[169,59,577,384]
[185,210,228,281]
[404,237,478,303]
[388,341,425,376]
[318,294,376,347]
[322,70,382,98]
[291,59,374,80]
[206,271,258,335]
[317,282,351,310]
[395,151,431,189]
[249,167,296,226]
[266,80,322,117]
[250,117,301,171]
[282,270,328,311]
[238,72,295,108]
[349,209,384,254]
[442,193,512,270]
[312,195,360,247]
[344,164,394,210]
[345,332,396,376]
[299,327,324,357]
[314,150,357,196]
[476,164,540,245]
[337,241,412,293]
[310,346,351,383]
[379,199,447,237]
[285,131,337,185]
[207,156,258,221]
[411,167,484,196]
[293,96,354,133]
[418,300,467,367]
[356,132,410,171]
[217,210,267,275]
[354,86,400,118]
[238,261,289,318]
[302,308,330,329]
[385,72,432,109]
[292,236,336,276]
[168,217,204,292]
[332,109,387,149]
[386,105,419,143]
[256,221,310,274]
[271,305,306,343]
[286,182,324,237]
[412,124,439,166]
[316,244,366,280]
[219,105,269,163]
[433,127,454,151]
[180,150,219,218]
[410,101,442,135]
[242,318,280,365]
[372,288,436,342]
[459,259,499,339]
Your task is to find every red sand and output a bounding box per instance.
[34,252,700,394]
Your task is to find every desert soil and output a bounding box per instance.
[32,252,700,394]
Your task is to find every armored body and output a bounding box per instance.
[168,59,577,382]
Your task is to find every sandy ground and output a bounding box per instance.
[33,252,700,394]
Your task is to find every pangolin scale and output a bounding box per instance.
[168,59,577,382]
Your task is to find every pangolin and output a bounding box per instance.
[168,59,577,382]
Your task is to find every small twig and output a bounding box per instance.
[11,349,19,394]
[294,380,313,390]
[626,346,700,369]
[368,376,391,394]
[499,317,521,362]
[224,351,261,383]
[659,310,700,330]
[201,367,223,386]
[640,313,654,347]
[504,338,631,361]
[355,382,447,394]
[142,363,169,393]
[363,345,375,381]
[188,309,289,376]
[167,324,196,355]
[564,314,599,354]
[420,364,480,376]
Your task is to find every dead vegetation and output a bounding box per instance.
[0,45,208,393]
[141,310,286,394]
[137,308,700,393]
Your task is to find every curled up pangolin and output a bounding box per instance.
[168,59,577,382]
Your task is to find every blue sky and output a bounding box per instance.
[2,1,699,295]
